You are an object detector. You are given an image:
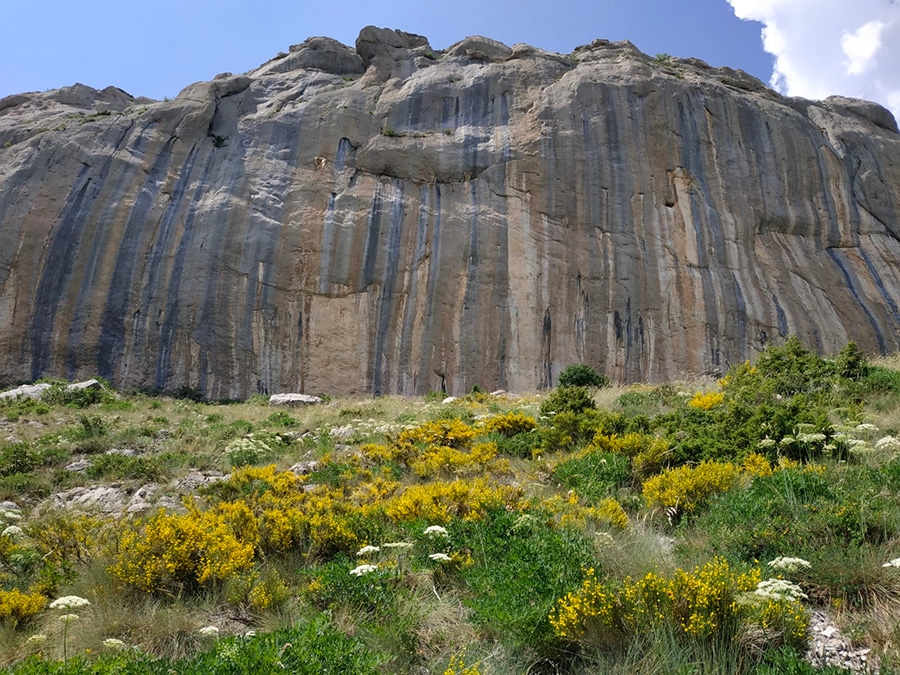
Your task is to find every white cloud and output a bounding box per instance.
[841,20,885,76]
[727,0,900,123]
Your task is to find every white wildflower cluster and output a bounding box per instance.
[349,564,378,576]
[1,525,23,538]
[755,579,808,602]
[883,558,900,568]
[58,614,80,623]
[356,545,381,557]
[428,553,452,562]
[768,556,811,574]
[198,625,220,637]
[875,435,900,452]
[310,418,416,442]
[424,525,449,537]
[26,634,47,645]
[102,638,126,650]
[3,510,21,521]
[797,432,826,444]
[757,438,776,449]
[224,436,272,456]
[830,422,888,458]
[49,596,91,610]
[382,542,414,549]
[595,532,616,548]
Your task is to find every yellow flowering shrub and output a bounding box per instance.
[409,442,507,478]
[359,443,415,465]
[248,573,290,613]
[770,459,826,477]
[479,411,537,437]
[0,589,46,628]
[256,494,363,558]
[208,465,304,509]
[589,432,670,479]
[743,453,773,477]
[383,478,521,523]
[591,497,630,531]
[259,508,300,553]
[688,391,725,410]
[225,570,290,613]
[642,461,740,513]
[551,559,769,648]
[751,596,810,646]
[111,506,256,593]
[348,477,401,505]
[24,512,110,565]
[542,493,631,531]
[213,500,260,546]
[398,419,476,448]
[303,506,361,556]
[591,432,654,457]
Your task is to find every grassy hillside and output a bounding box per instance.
[0,337,899,674]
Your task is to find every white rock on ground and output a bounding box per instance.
[269,393,323,406]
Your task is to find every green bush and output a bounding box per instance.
[264,411,298,428]
[558,364,609,389]
[85,453,166,481]
[688,464,900,564]
[539,410,606,453]
[0,444,39,477]
[494,429,542,458]
[753,335,837,397]
[41,382,113,408]
[552,451,631,502]
[304,556,400,616]
[540,386,596,416]
[452,509,595,655]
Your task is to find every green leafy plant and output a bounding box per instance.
[558,364,610,389]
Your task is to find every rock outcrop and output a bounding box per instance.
[1,28,899,398]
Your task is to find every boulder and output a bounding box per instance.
[0,383,51,400]
[269,393,323,406]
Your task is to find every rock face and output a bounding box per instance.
[1,29,899,398]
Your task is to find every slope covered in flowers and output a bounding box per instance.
[0,338,899,673]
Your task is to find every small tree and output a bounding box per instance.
[558,364,609,389]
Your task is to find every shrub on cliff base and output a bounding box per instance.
[558,364,610,389]
[540,386,596,416]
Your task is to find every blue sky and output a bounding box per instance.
[0,0,772,100]
[1,0,898,121]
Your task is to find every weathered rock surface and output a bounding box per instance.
[1,28,900,398]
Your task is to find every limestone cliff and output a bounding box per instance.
[1,27,899,398]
